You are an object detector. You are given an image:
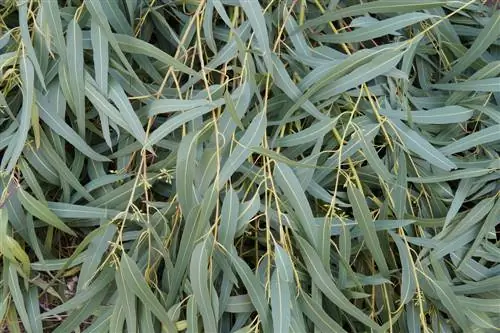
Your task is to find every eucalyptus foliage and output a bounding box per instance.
[0,0,499,332]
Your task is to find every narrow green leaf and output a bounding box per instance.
[433,199,495,259]
[2,54,33,173]
[424,264,471,331]
[18,188,75,236]
[217,111,266,189]
[464,309,497,330]
[114,34,199,77]
[18,1,45,90]
[91,18,109,94]
[299,291,348,333]
[240,0,272,72]
[53,289,107,333]
[458,296,500,314]
[251,146,329,169]
[287,48,379,117]
[186,297,199,333]
[176,132,200,216]
[101,0,132,35]
[458,198,500,270]
[225,295,254,313]
[116,267,137,333]
[314,13,434,43]
[447,62,500,105]
[441,11,500,81]
[120,253,177,331]
[167,205,207,307]
[432,78,500,92]
[67,19,86,137]
[388,119,456,171]
[109,78,146,144]
[389,231,416,305]
[407,168,492,183]
[146,102,224,148]
[228,248,273,332]
[314,49,404,101]
[47,201,121,219]
[236,193,261,237]
[444,178,471,228]
[109,298,125,333]
[443,197,495,246]
[7,264,33,333]
[81,308,113,333]
[203,2,217,53]
[25,287,43,333]
[38,132,94,201]
[78,224,117,290]
[42,0,66,58]
[274,163,316,247]
[222,90,245,132]
[380,106,474,124]
[1,233,30,279]
[358,129,394,183]
[88,179,143,209]
[18,158,45,203]
[337,217,352,289]
[84,73,129,130]
[271,55,326,120]
[146,99,216,117]
[190,241,217,333]
[138,303,155,333]
[85,0,146,88]
[295,236,381,330]
[274,243,294,282]
[38,98,109,161]
[440,125,500,155]
[41,269,114,317]
[276,115,340,148]
[218,187,239,250]
[347,184,389,276]
[270,271,291,333]
[301,0,447,29]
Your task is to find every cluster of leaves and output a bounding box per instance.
[0,0,499,332]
